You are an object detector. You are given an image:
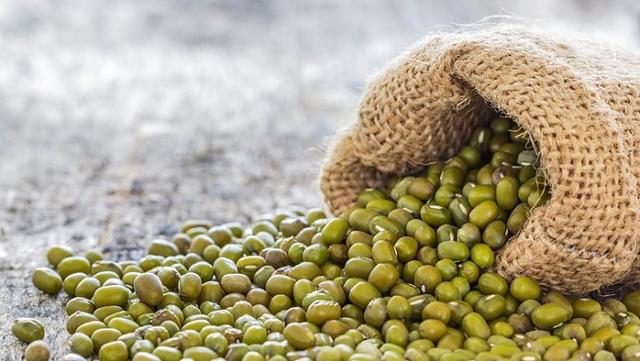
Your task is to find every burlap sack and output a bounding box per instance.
[320,24,640,295]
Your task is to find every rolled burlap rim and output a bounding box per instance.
[319,24,640,295]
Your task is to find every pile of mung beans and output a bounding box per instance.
[13,117,640,361]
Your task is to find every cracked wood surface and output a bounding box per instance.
[0,1,637,359]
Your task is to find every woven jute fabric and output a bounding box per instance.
[320,24,640,294]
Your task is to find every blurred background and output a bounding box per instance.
[1,0,639,357]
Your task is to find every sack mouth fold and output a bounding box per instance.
[320,25,640,294]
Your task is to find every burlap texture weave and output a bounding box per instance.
[320,24,640,294]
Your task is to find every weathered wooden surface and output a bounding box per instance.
[0,1,637,359]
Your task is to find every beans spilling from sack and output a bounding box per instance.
[14,117,640,361]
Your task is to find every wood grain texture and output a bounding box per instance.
[0,0,636,358]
